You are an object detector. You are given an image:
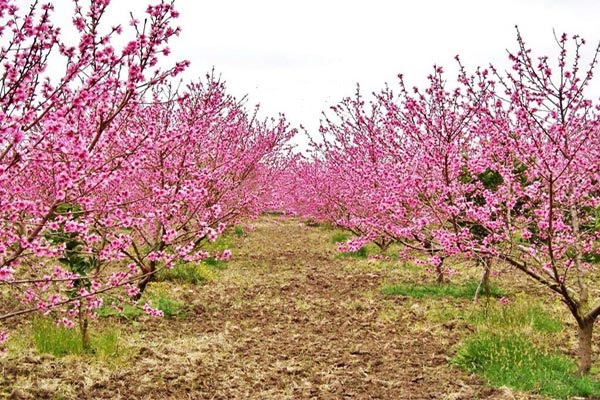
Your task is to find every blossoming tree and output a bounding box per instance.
[0,0,187,347]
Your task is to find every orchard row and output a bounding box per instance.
[281,30,600,374]
[0,1,293,348]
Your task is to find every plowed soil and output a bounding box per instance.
[0,216,542,399]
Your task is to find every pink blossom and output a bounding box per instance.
[57,318,75,328]
[142,301,164,317]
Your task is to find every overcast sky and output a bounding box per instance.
[166,0,600,141]
[47,1,600,144]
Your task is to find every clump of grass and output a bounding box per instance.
[234,225,244,237]
[33,318,82,356]
[469,301,563,333]
[202,256,225,268]
[156,262,216,285]
[453,332,600,398]
[98,283,186,320]
[338,246,369,259]
[303,218,321,227]
[97,300,143,320]
[152,295,184,318]
[330,231,350,244]
[32,318,120,358]
[196,233,234,255]
[141,283,186,318]
[381,280,503,299]
[92,328,120,358]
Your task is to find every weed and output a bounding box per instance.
[33,318,83,356]
[303,218,321,227]
[294,298,311,313]
[453,332,600,398]
[92,328,120,357]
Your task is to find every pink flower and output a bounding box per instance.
[217,249,232,260]
[0,331,9,344]
[57,318,75,328]
[142,301,164,317]
[0,266,15,282]
[126,284,140,297]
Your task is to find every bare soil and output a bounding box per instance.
[0,216,544,399]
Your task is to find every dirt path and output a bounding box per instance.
[1,216,529,399]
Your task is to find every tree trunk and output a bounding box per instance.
[577,319,594,375]
[434,261,444,284]
[134,274,152,300]
[483,258,491,297]
[134,260,157,300]
[473,258,491,304]
[374,237,391,252]
[78,301,91,352]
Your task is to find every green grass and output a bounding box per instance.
[202,256,225,268]
[468,302,563,333]
[234,225,244,237]
[152,295,185,318]
[97,300,144,319]
[156,262,216,285]
[330,231,375,259]
[453,332,600,398]
[98,286,186,320]
[446,295,578,398]
[381,280,503,299]
[303,218,322,227]
[32,318,120,358]
[338,246,369,259]
[330,231,351,244]
[91,328,120,357]
[198,233,234,254]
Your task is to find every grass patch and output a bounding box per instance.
[381,280,503,299]
[91,328,120,357]
[453,332,600,398]
[197,233,234,255]
[32,318,120,357]
[234,225,244,237]
[152,295,185,318]
[330,231,351,244]
[202,256,225,268]
[303,218,322,227]
[98,283,186,320]
[156,262,216,285]
[469,301,563,333]
[97,300,143,320]
[339,246,369,259]
[33,318,82,356]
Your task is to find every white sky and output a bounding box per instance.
[169,0,600,144]
[49,1,600,144]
